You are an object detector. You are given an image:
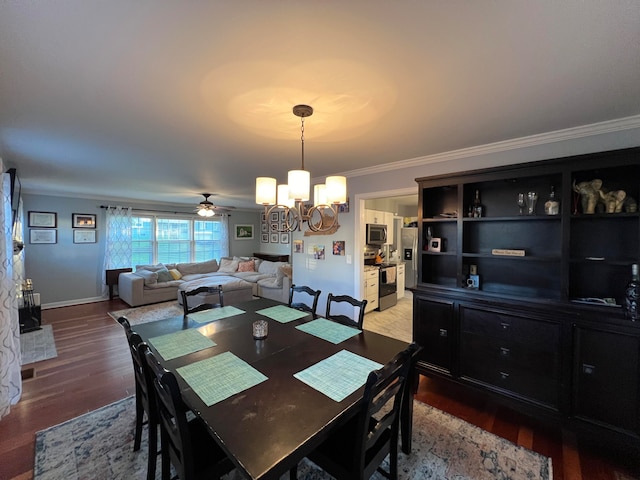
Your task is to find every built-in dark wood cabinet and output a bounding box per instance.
[413,147,640,445]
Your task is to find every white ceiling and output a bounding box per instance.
[1,1,639,210]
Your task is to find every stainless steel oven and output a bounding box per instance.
[378,264,397,311]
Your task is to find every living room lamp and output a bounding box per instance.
[197,193,216,217]
[255,104,347,233]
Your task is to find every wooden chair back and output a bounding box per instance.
[325,293,367,330]
[117,316,158,480]
[144,348,197,480]
[181,285,224,316]
[302,343,419,480]
[288,284,321,317]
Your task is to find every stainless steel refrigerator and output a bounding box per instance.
[401,227,418,289]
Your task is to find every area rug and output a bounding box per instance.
[20,324,58,365]
[108,301,183,326]
[34,396,551,480]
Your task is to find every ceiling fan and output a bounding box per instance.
[195,193,234,217]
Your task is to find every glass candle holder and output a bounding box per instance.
[526,192,538,215]
[253,320,268,340]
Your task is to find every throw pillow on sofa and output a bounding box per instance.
[135,269,158,286]
[156,268,174,283]
[218,258,239,273]
[168,268,182,280]
[238,260,255,272]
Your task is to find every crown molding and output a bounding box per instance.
[342,114,640,178]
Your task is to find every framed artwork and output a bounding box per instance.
[280,232,290,244]
[30,229,57,244]
[333,240,345,255]
[28,211,57,228]
[293,239,304,253]
[313,244,325,260]
[270,212,279,223]
[72,213,96,228]
[260,212,266,223]
[234,224,254,240]
[280,211,286,222]
[338,198,350,213]
[261,233,269,243]
[261,222,268,233]
[270,233,279,243]
[73,230,97,243]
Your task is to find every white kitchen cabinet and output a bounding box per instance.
[384,211,394,245]
[365,209,385,225]
[364,268,379,313]
[396,262,405,299]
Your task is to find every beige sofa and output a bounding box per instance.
[118,256,292,307]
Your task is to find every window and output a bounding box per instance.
[131,215,225,265]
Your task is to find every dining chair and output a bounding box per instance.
[117,316,159,480]
[290,342,419,480]
[143,348,235,480]
[181,285,224,316]
[325,293,367,330]
[288,284,321,317]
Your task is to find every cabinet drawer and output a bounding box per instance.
[460,332,559,379]
[460,306,559,349]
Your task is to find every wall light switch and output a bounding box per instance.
[346,254,352,264]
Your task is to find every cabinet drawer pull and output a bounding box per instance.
[582,363,595,375]
[439,328,448,337]
[499,371,509,379]
[500,322,510,330]
[500,347,510,356]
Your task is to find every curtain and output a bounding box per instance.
[0,170,21,418]
[220,214,230,258]
[102,206,132,296]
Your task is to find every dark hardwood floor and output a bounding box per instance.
[0,300,638,480]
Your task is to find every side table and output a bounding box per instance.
[19,306,41,334]
[106,268,132,300]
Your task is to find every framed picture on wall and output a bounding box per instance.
[28,211,57,228]
[280,232,290,244]
[73,230,97,243]
[261,233,269,243]
[72,213,96,228]
[30,229,57,244]
[234,224,254,240]
[270,233,279,243]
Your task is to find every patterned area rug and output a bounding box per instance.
[107,301,183,325]
[20,324,57,365]
[34,396,551,480]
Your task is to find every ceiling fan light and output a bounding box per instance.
[256,177,277,205]
[313,184,327,207]
[325,176,347,204]
[287,170,310,201]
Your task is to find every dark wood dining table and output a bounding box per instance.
[132,297,412,480]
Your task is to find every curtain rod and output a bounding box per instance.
[99,205,231,216]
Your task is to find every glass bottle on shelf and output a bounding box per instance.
[544,185,560,215]
[623,263,639,321]
[472,190,483,217]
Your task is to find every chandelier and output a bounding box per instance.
[255,105,347,233]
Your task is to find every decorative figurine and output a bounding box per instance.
[599,189,626,213]
[572,179,602,214]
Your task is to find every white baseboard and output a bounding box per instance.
[42,295,109,310]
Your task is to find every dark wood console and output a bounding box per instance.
[413,147,640,446]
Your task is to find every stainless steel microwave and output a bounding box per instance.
[366,223,387,245]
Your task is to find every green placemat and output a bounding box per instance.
[256,305,309,323]
[148,329,216,361]
[296,318,361,344]
[177,351,268,407]
[188,306,246,323]
[294,349,382,402]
